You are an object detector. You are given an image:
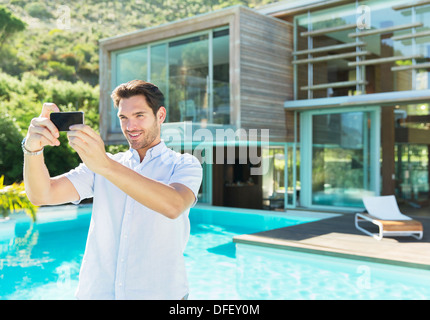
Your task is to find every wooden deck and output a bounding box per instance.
[233,213,430,270]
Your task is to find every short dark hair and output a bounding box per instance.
[110,79,165,115]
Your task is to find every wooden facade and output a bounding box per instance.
[237,8,293,142]
[99,6,293,144]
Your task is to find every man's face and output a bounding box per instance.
[117,95,165,151]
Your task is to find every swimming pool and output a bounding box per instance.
[0,205,429,299]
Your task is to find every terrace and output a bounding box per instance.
[234,210,430,269]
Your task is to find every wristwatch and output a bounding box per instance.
[21,137,44,156]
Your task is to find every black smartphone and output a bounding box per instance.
[50,111,84,131]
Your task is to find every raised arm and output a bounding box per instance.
[23,103,80,206]
[67,124,197,219]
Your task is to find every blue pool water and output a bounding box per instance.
[0,205,429,300]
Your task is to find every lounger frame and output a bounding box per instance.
[355,213,423,241]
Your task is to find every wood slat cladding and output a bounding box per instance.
[238,8,293,142]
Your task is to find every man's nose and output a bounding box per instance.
[126,119,139,131]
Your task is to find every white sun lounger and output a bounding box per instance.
[355,195,423,240]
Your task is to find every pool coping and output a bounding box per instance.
[233,213,430,271]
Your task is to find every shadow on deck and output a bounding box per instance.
[233,213,430,269]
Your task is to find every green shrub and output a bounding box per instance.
[0,175,38,221]
[1,71,100,130]
[0,72,22,100]
[0,111,24,184]
[0,90,40,131]
[24,2,53,19]
[0,71,99,183]
[47,61,76,82]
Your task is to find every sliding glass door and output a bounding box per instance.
[300,107,380,208]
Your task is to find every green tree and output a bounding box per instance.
[0,6,26,50]
[0,111,24,184]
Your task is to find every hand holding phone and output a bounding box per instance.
[50,112,84,131]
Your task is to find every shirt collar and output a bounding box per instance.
[127,140,166,162]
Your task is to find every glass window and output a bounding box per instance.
[150,43,169,118]
[311,111,376,207]
[115,47,148,85]
[395,144,429,205]
[196,147,212,204]
[287,144,300,207]
[360,0,413,93]
[168,34,209,123]
[394,103,430,207]
[262,146,285,210]
[111,28,230,133]
[411,4,430,90]
[112,47,148,130]
[294,0,430,99]
[212,29,230,125]
[295,3,361,99]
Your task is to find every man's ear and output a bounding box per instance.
[157,107,166,124]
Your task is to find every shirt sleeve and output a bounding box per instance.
[62,162,95,204]
[168,153,203,207]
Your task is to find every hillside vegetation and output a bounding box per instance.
[0,0,273,184]
[0,0,272,84]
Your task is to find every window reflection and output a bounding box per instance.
[262,147,285,210]
[295,0,430,99]
[150,43,168,117]
[311,111,373,207]
[394,104,430,207]
[112,28,230,129]
[168,35,209,123]
[113,47,148,130]
[212,29,230,125]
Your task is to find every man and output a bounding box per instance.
[23,80,203,299]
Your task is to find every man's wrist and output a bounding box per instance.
[21,138,44,156]
[98,156,115,177]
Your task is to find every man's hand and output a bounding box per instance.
[67,124,111,175]
[25,103,60,152]
[23,102,81,206]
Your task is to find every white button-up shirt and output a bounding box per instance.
[64,141,202,299]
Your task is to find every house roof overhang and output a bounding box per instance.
[256,0,353,18]
[284,90,430,110]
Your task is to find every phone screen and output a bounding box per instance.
[50,112,84,131]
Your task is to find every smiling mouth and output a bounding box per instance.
[127,132,142,140]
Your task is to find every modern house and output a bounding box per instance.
[99,0,430,216]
